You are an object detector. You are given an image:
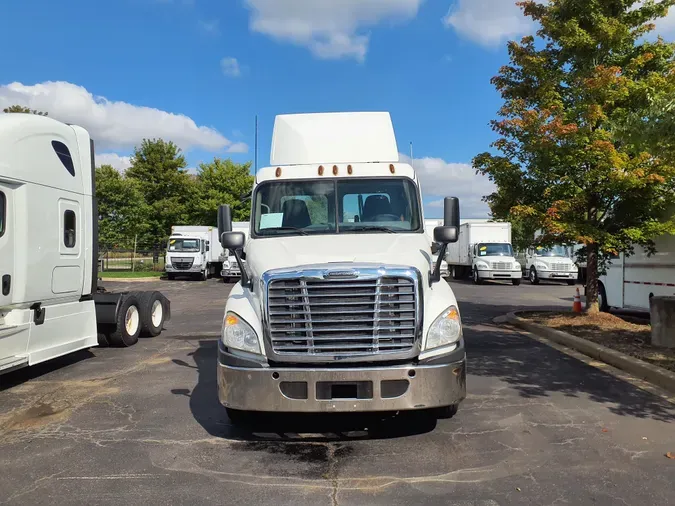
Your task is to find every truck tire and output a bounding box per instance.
[512,278,521,286]
[566,279,576,286]
[167,273,175,281]
[201,270,208,281]
[435,404,459,419]
[107,294,142,347]
[452,266,462,280]
[226,407,253,426]
[137,291,166,337]
[529,267,540,285]
[599,283,609,313]
[472,268,483,285]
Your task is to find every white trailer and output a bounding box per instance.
[0,114,170,374]
[598,233,675,312]
[165,225,223,280]
[446,222,522,285]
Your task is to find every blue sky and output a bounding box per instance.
[2,0,674,218]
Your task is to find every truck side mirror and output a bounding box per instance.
[221,232,245,250]
[430,197,460,286]
[217,205,233,248]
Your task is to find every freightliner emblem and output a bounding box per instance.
[324,269,359,279]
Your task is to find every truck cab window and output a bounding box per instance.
[0,192,5,237]
[64,210,76,248]
[168,239,200,252]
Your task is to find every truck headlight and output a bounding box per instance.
[475,262,489,270]
[223,312,261,354]
[426,306,462,350]
[535,262,548,270]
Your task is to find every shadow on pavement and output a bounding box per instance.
[171,340,438,443]
[460,300,675,423]
[0,350,94,392]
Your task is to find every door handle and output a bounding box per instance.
[2,274,10,296]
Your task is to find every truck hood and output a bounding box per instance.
[246,234,434,280]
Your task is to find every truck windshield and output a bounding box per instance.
[168,238,200,252]
[477,243,513,257]
[534,245,568,257]
[253,178,421,236]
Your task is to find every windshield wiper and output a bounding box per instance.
[262,226,309,236]
[348,226,396,234]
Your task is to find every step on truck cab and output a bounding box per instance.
[214,112,466,423]
[446,222,522,285]
[0,114,170,374]
[166,226,223,280]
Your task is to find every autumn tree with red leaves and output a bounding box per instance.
[474,0,675,312]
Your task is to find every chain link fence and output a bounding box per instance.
[98,246,165,272]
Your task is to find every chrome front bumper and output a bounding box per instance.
[539,271,576,280]
[477,270,522,279]
[217,356,466,413]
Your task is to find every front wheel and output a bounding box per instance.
[167,273,175,281]
[529,267,540,285]
[512,278,521,286]
[472,268,483,285]
[566,279,576,286]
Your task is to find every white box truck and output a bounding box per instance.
[446,222,522,285]
[214,112,467,424]
[220,221,249,281]
[0,114,170,374]
[520,245,578,285]
[598,231,675,312]
[165,225,223,280]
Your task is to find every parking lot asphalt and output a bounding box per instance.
[1,278,674,505]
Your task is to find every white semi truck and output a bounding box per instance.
[166,225,223,280]
[215,112,467,424]
[0,114,170,374]
[445,222,522,285]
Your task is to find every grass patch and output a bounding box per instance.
[520,311,675,372]
[99,271,164,279]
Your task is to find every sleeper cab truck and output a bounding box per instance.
[0,114,170,374]
[213,112,467,424]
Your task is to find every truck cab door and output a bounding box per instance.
[0,181,30,368]
[0,184,13,308]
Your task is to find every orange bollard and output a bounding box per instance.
[572,287,582,313]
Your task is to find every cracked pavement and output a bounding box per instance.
[1,279,674,505]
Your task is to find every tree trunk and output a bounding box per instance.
[586,243,599,313]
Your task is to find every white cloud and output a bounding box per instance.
[244,0,423,61]
[399,153,495,218]
[96,153,132,172]
[443,0,532,47]
[220,57,242,77]
[0,81,245,153]
[444,0,675,46]
[227,142,249,153]
[199,19,220,34]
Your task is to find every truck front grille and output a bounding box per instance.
[491,262,512,270]
[550,263,571,271]
[267,275,418,358]
[171,257,194,270]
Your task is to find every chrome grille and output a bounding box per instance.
[491,262,511,270]
[550,263,570,271]
[267,276,417,357]
[171,257,194,270]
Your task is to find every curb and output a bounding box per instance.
[99,277,164,283]
[504,312,675,394]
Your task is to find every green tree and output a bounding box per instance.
[188,158,254,225]
[95,165,149,248]
[474,0,675,311]
[3,105,48,115]
[125,139,193,245]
